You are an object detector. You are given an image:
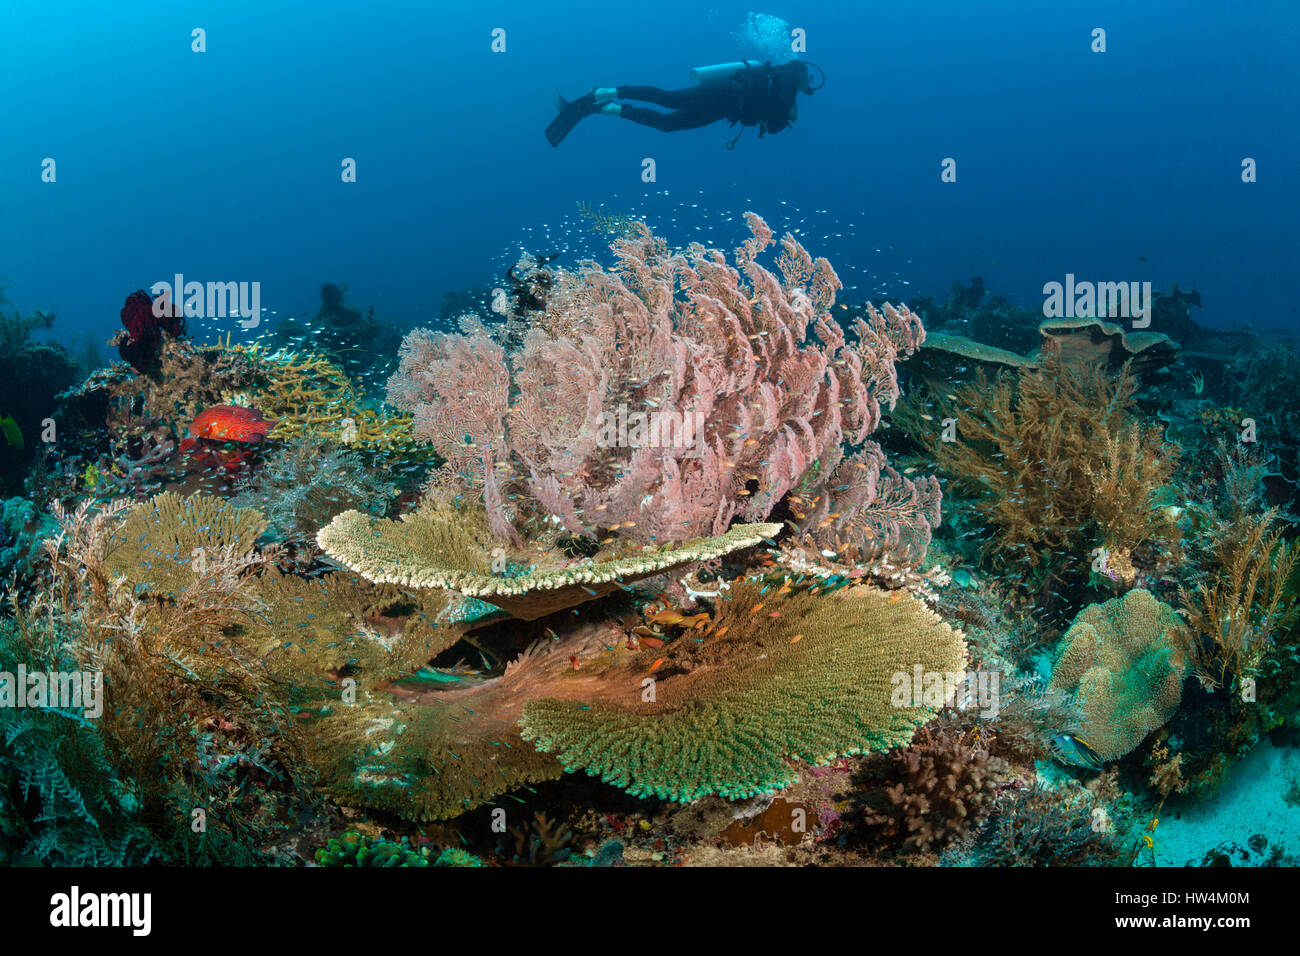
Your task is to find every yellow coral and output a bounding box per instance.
[212,342,425,453]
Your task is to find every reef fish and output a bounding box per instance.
[0,415,23,449]
[1049,733,1105,770]
[180,405,274,450]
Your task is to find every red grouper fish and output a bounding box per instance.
[180,405,275,471]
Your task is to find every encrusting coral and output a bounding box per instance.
[1048,589,1189,762]
[385,213,939,566]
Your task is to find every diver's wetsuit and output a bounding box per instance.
[612,83,741,132]
[547,61,810,146]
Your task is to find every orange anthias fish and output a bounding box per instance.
[179,405,274,452]
[646,609,710,629]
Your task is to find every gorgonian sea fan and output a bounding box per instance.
[388,213,938,564]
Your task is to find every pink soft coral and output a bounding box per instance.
[388,213,938,562]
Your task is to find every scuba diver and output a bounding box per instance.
[546,59,822,148]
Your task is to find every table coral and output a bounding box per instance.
[316,499,781,620]
[518,578,968,802]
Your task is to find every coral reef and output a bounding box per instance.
[216,343,424,456]
[970,783,1128,866]
[900,341,1180,605]
[230,437,397,560]
[5,226,1288,870]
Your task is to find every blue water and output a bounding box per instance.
[2,0,1297,344]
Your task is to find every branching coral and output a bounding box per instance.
[518,578,968,802]
[864,726,1011,853]
[972,783,1127,866]
[218,342,425,456]
[1048,589,1189,761]
[387,214,936,565]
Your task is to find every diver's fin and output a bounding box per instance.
[546,90,598,147]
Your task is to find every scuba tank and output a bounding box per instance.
[689,60,763,85]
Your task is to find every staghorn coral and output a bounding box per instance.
[863,726,1011,853]
[218,342,424,455]
[518,578,968,802]
[505,810,574,866]
[387,214,936,564]
[1048,589,1189,761]
[316,499,780,621]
